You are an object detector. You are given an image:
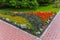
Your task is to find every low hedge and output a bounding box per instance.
[0,0,55,9]
[0,0,38,9]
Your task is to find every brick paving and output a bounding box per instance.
[41,12,60,40]
[0,20,38,40]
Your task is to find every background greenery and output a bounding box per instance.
[0,0,55,9]
[0,0,60,13]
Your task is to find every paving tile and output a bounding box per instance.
[42,12,60,40]
[0,20,38,40]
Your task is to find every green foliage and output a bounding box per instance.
[54,0,60,8]
[0,0,55,9]
[0,0,39,9]
[37,0,53,3]
[0,0,9,5]
[37,0,54,5]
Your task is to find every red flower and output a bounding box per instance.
[28,11,54,22]
[36,11,54,22]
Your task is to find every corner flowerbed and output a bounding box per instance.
[0,11,56,37]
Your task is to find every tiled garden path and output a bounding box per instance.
[40,12,60,40]
[0,20,39,40]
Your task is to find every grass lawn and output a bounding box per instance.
[36,5,60,13]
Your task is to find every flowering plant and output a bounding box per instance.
[28,11,54,23]
[37,12,53,20]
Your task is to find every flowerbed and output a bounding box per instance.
[28,11,54,23]
[0,11,56,37]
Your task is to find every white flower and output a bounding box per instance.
[20,24,26,28]
[6,18,9,21]
[36,32,40,34]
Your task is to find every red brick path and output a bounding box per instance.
[41,12,60,40]
[0,20,38,40]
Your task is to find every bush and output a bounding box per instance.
[37,0,54,5]
[0,0,55,8]
[0,0,39,9]
[0,0,9,6]
[54,0,60,8]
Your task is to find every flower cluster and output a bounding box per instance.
[28,11,54,22]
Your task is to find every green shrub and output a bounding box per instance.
[54,0,60,8]
[37,0,54,5]
[0,0,39,9]
[0,0,55,9]
[0,0,9,5]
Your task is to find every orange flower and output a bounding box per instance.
[36,11,54,22]
[28,11,54,22]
